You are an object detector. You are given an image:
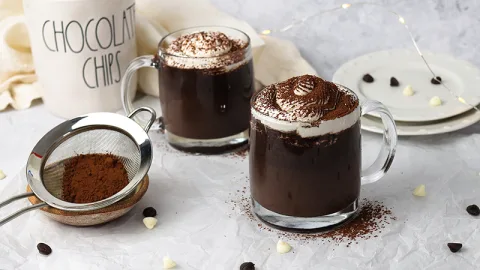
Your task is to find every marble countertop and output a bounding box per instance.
[1,0,480,269]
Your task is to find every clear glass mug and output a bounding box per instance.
[249,83,397,231]
[121,26,255,153]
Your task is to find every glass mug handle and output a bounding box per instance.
[360,100,398,184]
[120,55,163,130]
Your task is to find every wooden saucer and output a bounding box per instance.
[26,175,149,226]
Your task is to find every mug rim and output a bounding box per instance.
[157,25,251,60]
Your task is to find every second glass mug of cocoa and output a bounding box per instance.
[249,76,397,231]
[121,26,254,153]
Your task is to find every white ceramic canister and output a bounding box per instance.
[23,0,137,118]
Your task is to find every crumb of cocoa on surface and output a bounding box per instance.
[234,147,249,158]
[226,145,249,159]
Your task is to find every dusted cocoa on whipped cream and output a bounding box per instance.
[252,75,359,137]
[250,75,361,220]
[163,31,248,70]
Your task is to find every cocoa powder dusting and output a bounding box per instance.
[168,31,241,57]
[253,75,359,124]
[61,154,129,203]
[163,31,248,72]
[275,75,343,121]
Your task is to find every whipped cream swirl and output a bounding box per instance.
[252,75,360,137]
[273,75,341,122]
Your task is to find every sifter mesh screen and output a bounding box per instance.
[42,128,141,200]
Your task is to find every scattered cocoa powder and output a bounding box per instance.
[229,180,395,246]
[229,145,249,158]
[315,200,396,245]
[61,154,129,203]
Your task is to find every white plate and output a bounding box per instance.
[361,108,480,136]
[332,49,480,122]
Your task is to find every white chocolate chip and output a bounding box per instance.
[163,256,176,269]
[402,85,414,96]
[143,217,157,229]
[276,240,292,254]
[429,96,442,107]
[413,184,426,197]
[0,170,5,180]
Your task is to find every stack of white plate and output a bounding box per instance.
[333,49,480,136]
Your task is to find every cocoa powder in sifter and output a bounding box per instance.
[61,154,129,203]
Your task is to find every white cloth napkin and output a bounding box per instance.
[0,0,316,111]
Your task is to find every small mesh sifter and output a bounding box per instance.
[0,107,156,226]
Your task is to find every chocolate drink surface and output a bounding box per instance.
[158,31,254,140]
[250,75,361,217]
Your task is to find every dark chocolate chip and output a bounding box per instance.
[362,74,374,83]
[466,204,480,216]
[447,243,462,253]
[143,207,157,217]
[240,262,255,270]
[390,77,399,87]
[37,243,52,255]
[431,76,442,85]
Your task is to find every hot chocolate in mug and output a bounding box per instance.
[121,26,255,154]
[249,75,398,231]
[23,0,137,118]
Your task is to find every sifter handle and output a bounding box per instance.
[128,107,157,132]
[0,192,47,226]
[0,192,34,208]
